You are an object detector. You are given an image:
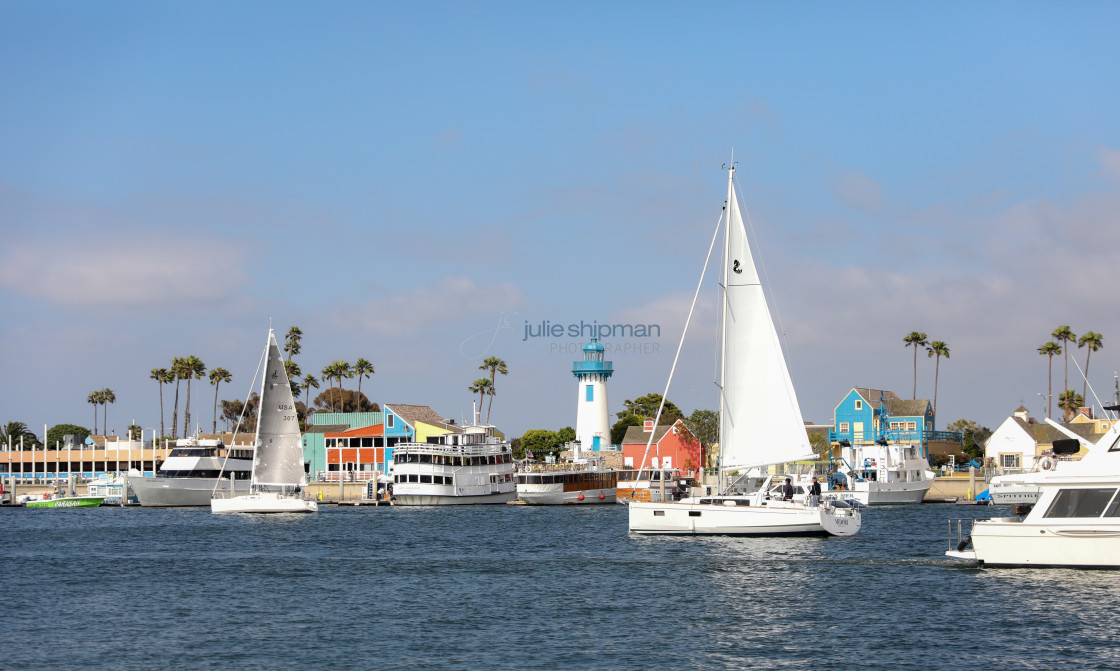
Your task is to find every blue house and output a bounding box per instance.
[829,388,936,455]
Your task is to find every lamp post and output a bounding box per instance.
[1037,393,1048,421]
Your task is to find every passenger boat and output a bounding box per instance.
[628,162,859,536]
[987,437,1084,505]
[834,440,935,504]
[947,418,1120,567]
[517,461,617,504]
[129,436,252,506]
[392,427,516,505]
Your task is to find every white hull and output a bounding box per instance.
[988,484,1041,505]
[950,518,1120,567]
[130,476,249,507]
[517,485,616,505]
[211,492,318,514]
[394,491,516,506]
[846,479,931,505]
[628,499,860,536]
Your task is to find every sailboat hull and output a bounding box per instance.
[211,492,318,514]
[628,500,860,536]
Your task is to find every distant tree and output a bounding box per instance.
[285,326,303,362]
[284,360,301,384]
[808,431,831,462]
[100,388,116,436]
[686,409,719,445]
[479,356,508,425]
[0,421,41,450]
[557,426,576,444]
[170,357,186,439]
[311,389,375,413]
[126,424,143,441]
[1052,326,1076,397]
[946,419,991,460]
[302,375,320,412]
[925,341,949,416]
[87,391,100,435]
[468,378,493,422]
[209,367,232,434]
[320,363,337,412]
[519,429,563,460]
[150,368,171,438]
[353,358,375,406]
[181,355,206,437]
[1078,331,1104,400]
[221,399,246,434]
[1058,389,1085,422]
[1038,342,1062,418]
[45,424,90,450]
[616,393,683,424]
[611,415,644,445]
[903,331,929,400]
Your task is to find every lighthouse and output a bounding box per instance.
[573,338,613,454]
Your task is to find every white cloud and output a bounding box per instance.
[335,276,529,336]
[0,235,248,307]
[830,171,883,211]
[1099,146,1120,182]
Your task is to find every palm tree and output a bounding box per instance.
[302,374,320,410]
[0,421,39,450]
[1078,331,1104,400]
[321,363,337,412]
[1052,325,1077,397]
[468,378,494,423]
[1038,342,1062,418]
[1058,389,1085,422]
[88,391,101,435]
[335,361,353,411]
[285,326,303,362]
[925,341,949,416]
[150,368,170,438]
[181,356,206,437]
[479,356,508,425]
[100,388,116,435]
[353,358,374,407]
[209,367,232,434]
[170,357,186,439]
[902,332,928,400]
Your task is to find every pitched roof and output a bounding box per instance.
[621,419,691,446]
[853,388,900,404]
[384,404,463,433]
[1030,421,1100,445]
[302,424,350,435]
[883,399,930,417]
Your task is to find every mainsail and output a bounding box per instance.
[718,167,814,469]
[251,330,306,488]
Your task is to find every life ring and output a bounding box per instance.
[1040,456,1054,471]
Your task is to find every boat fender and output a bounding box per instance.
[599,492,605,500]
[1040,457,1054,471]
[578,493,585,501]
[957,535,971,552]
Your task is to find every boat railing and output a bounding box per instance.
[393,442,510,456]
[947,518,974,553]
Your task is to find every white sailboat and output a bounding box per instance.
[628,163,860,536]
[211,328,318,514]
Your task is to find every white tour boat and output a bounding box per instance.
[834,439,935,505]
[392,427,516,505]
[128,436,252,506]
[211,328,317,514]
[628,162,860,536]
[987,437,1084,505]
[947,415,1120,567]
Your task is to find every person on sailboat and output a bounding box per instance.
[809,477,821,506]
[782,478,793,501]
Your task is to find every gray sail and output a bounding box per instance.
[251,330,305,488]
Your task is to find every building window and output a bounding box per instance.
[855,400,863,410]
[387,414,395,429]
[586,385,594,402]
[999,454,1020,469]
[839,422,849,433]
[907,422,917,431]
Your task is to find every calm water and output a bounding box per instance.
[3,502,1119,670]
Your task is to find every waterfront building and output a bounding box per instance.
[985,406,1101,473]
[828,387,961,458]
[302,411,385,479]
[573,338,613,452]
[620,419,701,474]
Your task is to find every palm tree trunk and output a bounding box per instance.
[158,383,165,438]
[172,381,181,439]
[212,382,220,434]
[184,379,192,438]
[912,344,918,400]
[92,404,98,435]
[1084,350,1092,401]
[103,402,108,436]
[933,355,940,415]
[1048,356,1054,418]
[1064,341,1069,397]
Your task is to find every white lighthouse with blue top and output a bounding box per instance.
[573,338,613,453]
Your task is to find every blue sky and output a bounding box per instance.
[3,2,1120,440]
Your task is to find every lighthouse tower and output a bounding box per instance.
[573,338,614,454]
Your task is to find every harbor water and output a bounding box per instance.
[3,502,1118,670]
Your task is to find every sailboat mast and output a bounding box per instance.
[717,164,734,495]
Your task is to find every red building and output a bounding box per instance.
[621,419,702,474]
[324,423,386,481]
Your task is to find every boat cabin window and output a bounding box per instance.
[1043,488,1118,518]
[1108,433,1120,452]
